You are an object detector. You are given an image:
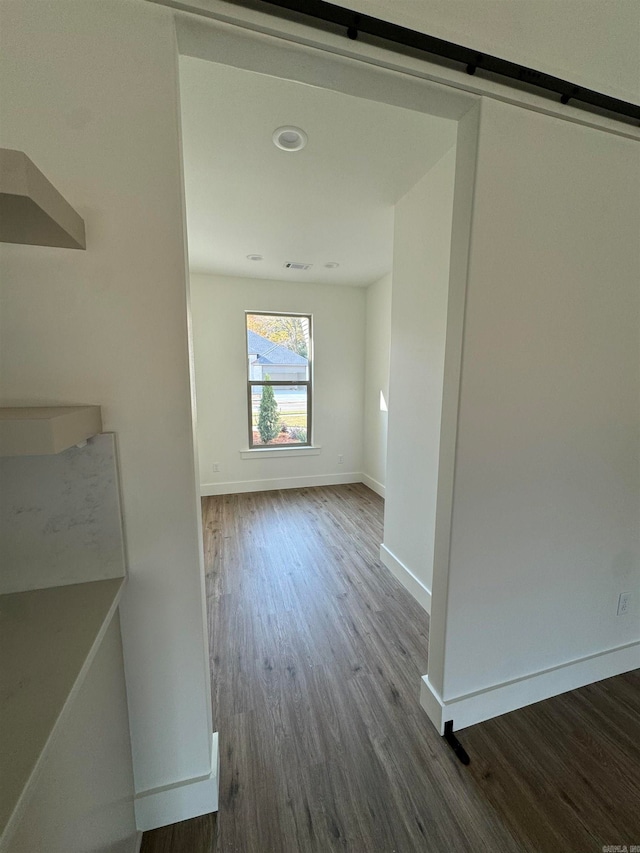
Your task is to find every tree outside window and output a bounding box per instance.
[246,312,312,448]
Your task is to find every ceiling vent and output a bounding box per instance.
[284,262,312,271]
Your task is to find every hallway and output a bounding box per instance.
[144,484,640,852]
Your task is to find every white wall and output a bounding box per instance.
[381,146,456,608]
[425,97,640,729]
[0,0,213,825]
[192,273,366,494]
[335,0,640,104]
[362,273,391,496]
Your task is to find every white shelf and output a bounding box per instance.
[0,577,125,841]
[0,149,85,250]
[0,406,102,456]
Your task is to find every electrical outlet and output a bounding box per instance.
[617,592,631,616]
[338,454,344,465]
[213,463,220,473]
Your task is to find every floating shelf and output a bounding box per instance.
[0,148,86,249]
[0,578,125,840]
[0,406,102,456]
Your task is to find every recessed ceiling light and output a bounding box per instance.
[246,254,263,261]
[273,126,307,152]
[324,262,340,269]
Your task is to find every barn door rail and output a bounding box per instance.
[251,0,639,126]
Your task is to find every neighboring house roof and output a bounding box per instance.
[247,329,307,365]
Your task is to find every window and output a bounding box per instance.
[246,312,312,448]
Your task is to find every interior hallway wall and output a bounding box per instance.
[381,145,457,612]
[362,272,391,496]
[0,0,213,825]
[425,97,640,730]
[191,273,366,494]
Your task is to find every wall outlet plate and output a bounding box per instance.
[617,592,631,616]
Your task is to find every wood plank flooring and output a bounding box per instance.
[142,484,640,853]
[140,814,216,853]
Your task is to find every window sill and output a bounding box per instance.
[240,446,321,460]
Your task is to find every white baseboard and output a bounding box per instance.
[134,733,219,832]
[361,473,385,498]
[201,472,361,496]
[379,544,431,614]
[421,639,640,735]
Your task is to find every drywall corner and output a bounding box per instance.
[426,101,481,698]
[134,732,219,832]
[380,544,431,613]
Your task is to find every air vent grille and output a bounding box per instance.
[284,262,312,271]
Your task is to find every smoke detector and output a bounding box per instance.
[273,126,308,152]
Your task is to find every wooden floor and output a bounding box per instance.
[142,484,640,853]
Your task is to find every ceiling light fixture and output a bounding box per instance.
[246,254,263,261]
[324,262,339,269]
[272,126,307,152]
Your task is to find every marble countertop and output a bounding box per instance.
[0,577,125,838]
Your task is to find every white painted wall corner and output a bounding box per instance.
[361,473,385,498]
[134,732,219,832]
[379,543,431,614]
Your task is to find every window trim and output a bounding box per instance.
[245,310,313,449]
[239,446,321,459]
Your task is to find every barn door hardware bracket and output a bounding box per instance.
[560,87,580,105]
[466,54,482,76]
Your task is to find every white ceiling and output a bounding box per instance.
[179,57,457,286]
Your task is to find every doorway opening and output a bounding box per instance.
[178,52,461,500]
[173,17,480,843]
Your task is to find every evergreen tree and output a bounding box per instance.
[257,380,279,444]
